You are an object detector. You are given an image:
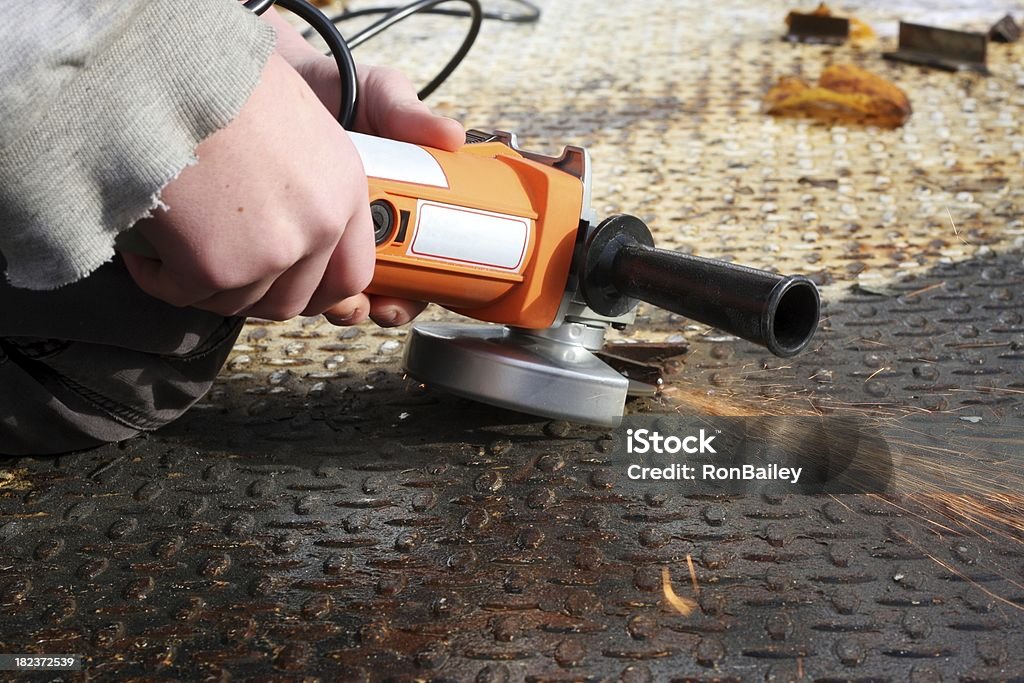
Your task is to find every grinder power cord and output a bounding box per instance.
[247,0,540,122]
[243,1,822,425]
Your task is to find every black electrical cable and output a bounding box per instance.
[246,0,537,124]
[242,0,275,14]
[345,0,483,100]
[245,0,359,128]
[335,0,539,25]
[315,0,539,99]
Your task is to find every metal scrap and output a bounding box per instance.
[784,3,875,44]
[989,14,1021,43]
[883,21,989,74]
[763,63,912,128]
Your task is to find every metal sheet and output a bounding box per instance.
[2,251,1022,679]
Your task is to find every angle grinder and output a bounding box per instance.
[357,130,820,425]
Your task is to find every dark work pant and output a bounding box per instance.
[0,257,242,455]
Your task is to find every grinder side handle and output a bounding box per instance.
[581,215,820,358]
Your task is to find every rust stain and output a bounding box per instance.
[0,468,32,491]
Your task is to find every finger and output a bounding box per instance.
[382,101,465,152]
[122,252,210,308]
[368,296,428,327]
[357,66,464,151]
[192,275,277,317]
[302,204,376,316]
[244,249,334,321]
[323,293,371,326]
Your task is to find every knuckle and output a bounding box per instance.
[257,300,306,322]
[335,266,373,300]
[191,264,237,292]
[367,65,402,88]
[266,249,301,276]
[312,218,346,249]
[265,233,309,271]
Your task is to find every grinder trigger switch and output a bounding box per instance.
[371,200,396,246]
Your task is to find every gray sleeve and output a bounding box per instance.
[0,0,276,290]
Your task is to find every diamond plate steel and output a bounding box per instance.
[2,251,1023,680]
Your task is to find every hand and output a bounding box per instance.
[302,60,466,327]
[122,53,375,321]
[261,9,464,326]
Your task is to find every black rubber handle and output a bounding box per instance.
[611,244,820,357]
[580,215,820,358]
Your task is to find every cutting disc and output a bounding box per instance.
[403,322,639,426]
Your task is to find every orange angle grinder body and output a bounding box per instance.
[360,130,586,330]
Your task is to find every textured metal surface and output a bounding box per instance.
[3,0,1024,679]
[646,248,1024,423]
[2,251,1022,680]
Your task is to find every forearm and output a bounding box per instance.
[0,0,276,290]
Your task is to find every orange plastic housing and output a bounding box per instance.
[364,140,585,330]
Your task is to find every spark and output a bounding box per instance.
[887,523,1024,611]
[901,281,945,299]
[863,367,889,383]
[661,567,697,616]
[947,207,969,245]
[686,554,701,597]
[661,371,1024,612]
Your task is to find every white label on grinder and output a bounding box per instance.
[410,201,529,271]
[348,132,448,188]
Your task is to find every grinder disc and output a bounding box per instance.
[403,322,633,426]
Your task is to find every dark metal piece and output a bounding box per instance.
[883,21,989,74]
[785,12,849,45]
[989,14,1021,43]
[485,130,591,186]
[465,129,499,144]
[597,341,691,394]
[582,215,820,358]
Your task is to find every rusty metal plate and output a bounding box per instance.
[2,250,1023,680]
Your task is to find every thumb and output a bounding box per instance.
[381,99,465,152]
[358,65,465,151]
